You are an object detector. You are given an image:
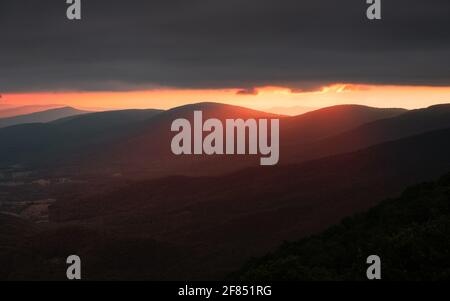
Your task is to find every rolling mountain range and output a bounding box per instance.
[0,108,162,170]
[0,107,89,129]
[1,101,450,280]
[0,104,66,118]
[283,104,450,163]
[0,103,409,177]
[1,102,450,179]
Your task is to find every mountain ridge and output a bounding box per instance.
[0,104,66,118]
[0,106,90,129]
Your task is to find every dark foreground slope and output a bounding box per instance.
[0,213,38,280]
[2,127,450,280]
[234,173,450,281]
[47,128,450,279]
[0,217,194,280]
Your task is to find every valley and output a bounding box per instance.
[1,102,450,280]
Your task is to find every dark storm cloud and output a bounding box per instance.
[0,0,449,92]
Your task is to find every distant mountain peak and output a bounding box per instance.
[423,103,450,110]
[0,106,90,129]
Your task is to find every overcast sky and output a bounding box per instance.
[1,0,449,93]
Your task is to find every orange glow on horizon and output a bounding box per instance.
[2,84,450,115]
